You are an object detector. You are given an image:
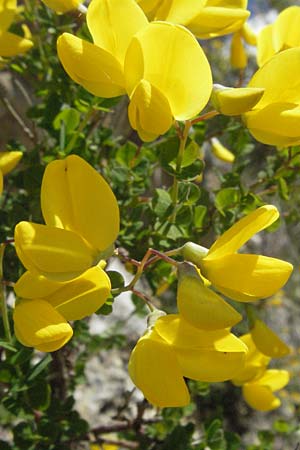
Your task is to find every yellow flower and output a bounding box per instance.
[14,155,119,282]
[13,299,73,352]
[182,205,293,302]
[57,0,212,141]
[137,0,250,39]
[0,151,22,194]
[243,48,300,147]
[41,0,82,13]
[242,369,289,411]
[0,0,33,58]
[13,264,110,351]
[232,333,289,411]
[251,319,290,358]
[177,262,242,330]
[129,313,247,407]
[257,6,300,67]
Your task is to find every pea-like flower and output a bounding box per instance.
[0,0,33,58]
[14,154,119,282]
[57,0,212,141]
[13,263,111,351]
[0,151,22,194]
[129,314,248,407]
[243,48,300,147]
[182,205,293,302]
[257,6,300,67]
[136,0,250,39]
[232,333,289,411]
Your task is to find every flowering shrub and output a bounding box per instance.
[0,0,300,449]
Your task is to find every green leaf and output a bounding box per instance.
[193,205,207,229]
[206,419,226,450]
[0,340,17,352]
[53,108,80,134]
[152,189,173,218]
[27,380,51,411]
[215,187,240,213]
[278,177,289,200]
[28,354,52,382]
[107,271,125,289]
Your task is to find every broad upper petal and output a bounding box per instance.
[87,0,148,65]
[124,21,212,120]
[251,319,290,358]
[41,155,119,253]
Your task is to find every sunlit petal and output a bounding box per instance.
[128,329,190,407]
[251,319,290,358]
[87,0,148,65]
[205,205,279,260]
[13,299,73,352]
[41,155,119,253]
[128,79,173,141]
[124,21,212,120]
[57,33,126,98]
[177,263,241,330]
[14,221,94,281]
[202,253,292,301]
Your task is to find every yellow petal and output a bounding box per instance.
[128,329,190,407]
[232,333,271,385]
[46,265,111,320]
[87,0,148,65]
[244,102,300,147]
[13,299,73,352]
[175,346,246,382]
[41,0,80,13]
[256,24,275,67]
[158,0,207,24]
[154,314,247,353]
[248,48,300,109]
[230,32,247,69]
[273,6,300,53]
[0,31,32,57]
[206,205,279,260]
[57,33,126,98]
[0,0,16,32]
[14,271,62,299]
[0,151,22,175]
[136,0,161,19]
[251,319,290,358]
[187,7,250,39]
[242,383,281,411]
[255,369,289,392]
[177,263,241,330]
[124,21,212,120]
[14,221,94,281]
[41,155,119,254]
[241,22,257,46]
[128,79,173,141]
[211,85,265,116]
[201,253,293,301]
[211,138,235,163]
